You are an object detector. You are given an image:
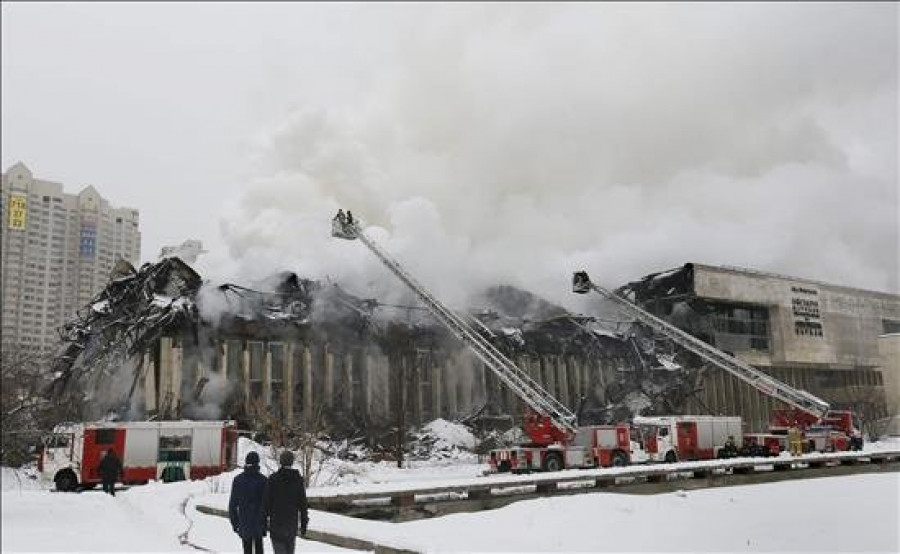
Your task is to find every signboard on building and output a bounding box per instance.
[8,194,27,230]
[791,285,823,337]
[80,218,97,257]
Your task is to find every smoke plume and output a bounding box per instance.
[216,4,898,310]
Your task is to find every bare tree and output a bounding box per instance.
[1,346,83,466]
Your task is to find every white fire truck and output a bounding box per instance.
[40,420,238,491]
[630,415,743,463]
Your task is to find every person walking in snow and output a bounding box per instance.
[264,450,309,554]
[229,452,268,554]
[98,449,123,496]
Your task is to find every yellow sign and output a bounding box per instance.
[8,194,27,230]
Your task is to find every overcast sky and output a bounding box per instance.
[2,3,897,307]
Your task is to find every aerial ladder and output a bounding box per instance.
[332,211,578,445]
[571,271,830,420]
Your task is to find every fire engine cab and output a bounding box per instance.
[39,420,238,492]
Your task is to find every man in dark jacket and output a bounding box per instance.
[229,452,268,554]
[98,449,123,496]
[264,450,309,554]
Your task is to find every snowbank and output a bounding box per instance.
[1,466,45,492]
[421,418,477,450]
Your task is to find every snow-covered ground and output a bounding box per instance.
[2,471,357,553]
[3,429,898,553]
[202,472,900,553]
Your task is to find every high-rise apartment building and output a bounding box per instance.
[1,162,141,353]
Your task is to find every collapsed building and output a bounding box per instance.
[48,258,699,437]
[49,259,897,438]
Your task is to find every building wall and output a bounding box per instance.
[1,162,141,353]
[692,264,900,369]
[878,334,900,417]
[141,333,630,431]
[679,264,897,430]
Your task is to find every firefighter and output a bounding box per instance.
[788,426,804,456]
[98,449,123,496]
[721,435,738,459]
[229,452,268,554]
[264,450,309,554]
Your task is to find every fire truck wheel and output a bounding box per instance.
[543,453,563,472]
[611,451,628,467]
[54,470,78,492]
[664,451,678,464]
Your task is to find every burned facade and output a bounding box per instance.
[621,263,898,430]
[51,258,895,437]
[49,258,697,436]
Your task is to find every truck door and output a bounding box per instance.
[643,426,659,454]
[82,428,126,483]
[677,422,698,460]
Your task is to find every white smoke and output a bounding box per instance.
[218,3,898,308]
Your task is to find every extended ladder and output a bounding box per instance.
[332,212,578,436]
[572,271,830,419]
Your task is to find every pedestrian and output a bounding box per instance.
[336,209,346,224]
[98,448,123,496]
[346,211,353,225]
[229,452,268,554]
[264,450,309,554]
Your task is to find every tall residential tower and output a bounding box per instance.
[1,162,141,353]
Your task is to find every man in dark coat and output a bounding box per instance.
[98,449,123,496]
[264,450,309,554]
[229,452,268,554]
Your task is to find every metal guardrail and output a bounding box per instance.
[305,449,900,509]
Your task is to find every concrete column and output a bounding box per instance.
[750,386,762,432]
[242,342,251,414]
[344,352,354,411]
[544,356,557,398]
[284,342,294,426]
[159,337,173,405]
[172,340,183,410]
[431,364,442,419]
[556,356,569,407]
[219,341,228,376]
[324,345,334,408]
[728,373,740,416]
[263,343,272,408]
[444,359,457,418]
[568,357,580,402]
[143,350,156,412]
[196,351,209,402]
[303,346,314,424]
[362,352,373,417]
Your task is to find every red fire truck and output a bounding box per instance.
[39,420,238,491]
